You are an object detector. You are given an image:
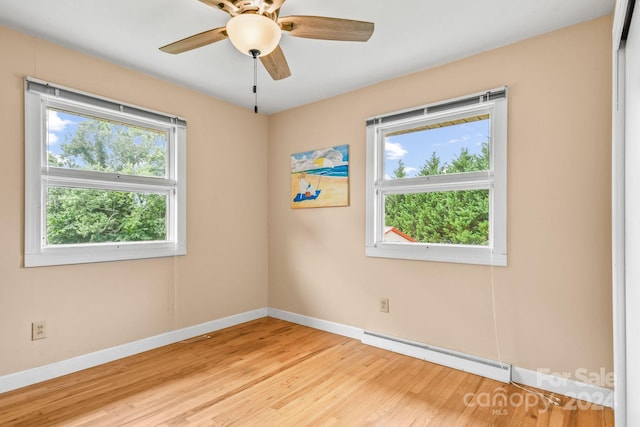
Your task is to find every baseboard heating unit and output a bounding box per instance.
[362,331,512,383]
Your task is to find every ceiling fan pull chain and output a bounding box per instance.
[250,49,260,114]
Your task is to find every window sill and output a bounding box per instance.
[25,242,186,267]
[366,244,507,266]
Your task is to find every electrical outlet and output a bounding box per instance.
[380,298,389,313]
[32,321,46,340]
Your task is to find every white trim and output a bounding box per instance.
[614,0,631,51]
[25,77,187,127]
[362,330,511,383]
[366,244,507,266]
[512,367,613,408]
[267,308,363,340]
[0,308,614,409]
[0,308,267,394]
[270,310,613,407]
[613,33,628,426]
[366,86,507,125]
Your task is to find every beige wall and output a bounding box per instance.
[268,16,613,381]
[0,26,269,375]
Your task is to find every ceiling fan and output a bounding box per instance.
[159,0,375,81]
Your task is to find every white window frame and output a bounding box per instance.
[24,77,187,267]
[365,87,507,266]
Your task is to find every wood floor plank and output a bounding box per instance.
[0,317,614,426]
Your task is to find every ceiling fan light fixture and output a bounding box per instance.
[226,13,281,57]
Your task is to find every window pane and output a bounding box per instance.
[46,187,167,245]
[46,108,167,178]
[384,116,490,179]
[384,190,489,245]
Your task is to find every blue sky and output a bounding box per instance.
[47,109,82,155]
[385,119,490,178]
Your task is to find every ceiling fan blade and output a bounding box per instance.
[279,15,374,42]
[265,0,287,14]
[160,27,228,54]
[199,0,238,15]
[260,45,291,80]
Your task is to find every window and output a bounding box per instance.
[24,78,187,267]
[365,88,507,265]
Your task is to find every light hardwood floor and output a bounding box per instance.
[0,317,614,426]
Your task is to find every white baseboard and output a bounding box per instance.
[267,308,363,340]
[0,307,615,409]
[269,308,509,383]
[362,330,512,383]
[512,367,613,408]
[0,308,268,394]
[268,310,613,408]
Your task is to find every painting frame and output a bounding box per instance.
[291,145,349,209]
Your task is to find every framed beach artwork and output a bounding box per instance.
[291,145,349,208]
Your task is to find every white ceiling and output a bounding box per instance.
[0,0,613,115]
